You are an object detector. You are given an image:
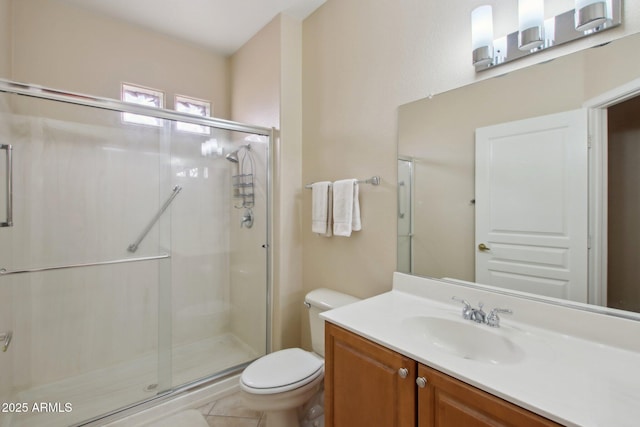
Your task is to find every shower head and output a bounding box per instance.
[225,144,250,163]
[225,151,239,163]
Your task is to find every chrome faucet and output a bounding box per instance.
[452,297,512,328]
[486,307,513,328]
[451,297,474,320]
[470,302,487,324]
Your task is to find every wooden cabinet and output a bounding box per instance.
[324,323,416,427]
[417,364,560,427]
[325,323,562,427]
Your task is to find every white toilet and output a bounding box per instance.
[240,288,359,427]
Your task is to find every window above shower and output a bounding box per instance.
[175,95,212,135]
[120,83,213,135]
[121,83,165,127]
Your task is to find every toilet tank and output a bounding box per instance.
[305,288,360,357]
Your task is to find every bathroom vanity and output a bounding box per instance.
[322,273,640,427]
[325,323,559,426]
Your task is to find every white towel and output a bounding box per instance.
[333,179,361,237]
[352,182,361,231]
[311,181,332,237]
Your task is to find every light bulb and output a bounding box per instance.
[472,5,494,66]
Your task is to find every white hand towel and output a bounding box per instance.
[352,182,361,231]
[333,179,361,237]
[311,181,332,237]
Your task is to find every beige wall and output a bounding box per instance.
[300,0,640,347]
[0,0,10,77]
[302,0,401,304]
[276,15,304,351]
[8,0,230,118]
[231,14,304,351]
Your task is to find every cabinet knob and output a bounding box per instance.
[416,377,428,388]
[398,368,409,378]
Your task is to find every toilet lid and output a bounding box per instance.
[241,348,324,393]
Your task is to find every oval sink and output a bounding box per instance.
[402,316,526,364]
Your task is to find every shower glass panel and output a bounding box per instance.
[397,158,413,274]
[169,126,269,388]
[0,82,271,427]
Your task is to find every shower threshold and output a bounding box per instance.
[2,334,258,427]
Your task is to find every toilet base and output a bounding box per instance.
[241,374,324,427]
[264,409,299,427]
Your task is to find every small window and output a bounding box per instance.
[175,95,212,135]
[121,83,164,127]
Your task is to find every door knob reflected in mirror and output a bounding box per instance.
[478,243,491,252]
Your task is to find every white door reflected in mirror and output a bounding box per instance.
[475,109,589,302]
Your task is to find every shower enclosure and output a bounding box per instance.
[0,79,272,427]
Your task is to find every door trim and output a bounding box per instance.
[583,77,640,306]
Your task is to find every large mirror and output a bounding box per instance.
[397,32,640,317]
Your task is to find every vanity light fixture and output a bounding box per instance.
[544,17,556,47]
[472,5,494,67]
[518,0,545,51]
[575,0,612,31]
[472,0,621,71]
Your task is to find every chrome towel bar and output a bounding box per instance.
[305,176,381,189]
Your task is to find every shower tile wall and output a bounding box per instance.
[171,131,232,347]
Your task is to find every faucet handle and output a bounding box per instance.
[486,308,513,328]
[452,296,470,307]
[452,296,473,319]
[240,208,254,228]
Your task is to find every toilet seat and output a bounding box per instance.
[241,348,324,395]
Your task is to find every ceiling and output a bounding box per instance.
[56,0,326,55]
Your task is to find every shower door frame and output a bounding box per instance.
[0,78,274,426]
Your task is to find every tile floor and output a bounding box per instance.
[197,392,265,427]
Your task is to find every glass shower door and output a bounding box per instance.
[0,80,272,426]
[0,92,172,427]
[167,124,269,388]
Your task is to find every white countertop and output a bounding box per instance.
[321,273,640,427]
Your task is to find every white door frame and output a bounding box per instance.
[584,77,640,306]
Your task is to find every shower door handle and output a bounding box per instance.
[0,144,12,227]
[127,185,182,253]
[398,181,406,219]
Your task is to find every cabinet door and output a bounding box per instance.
[325,323,416,427]
[417,364,561,427]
